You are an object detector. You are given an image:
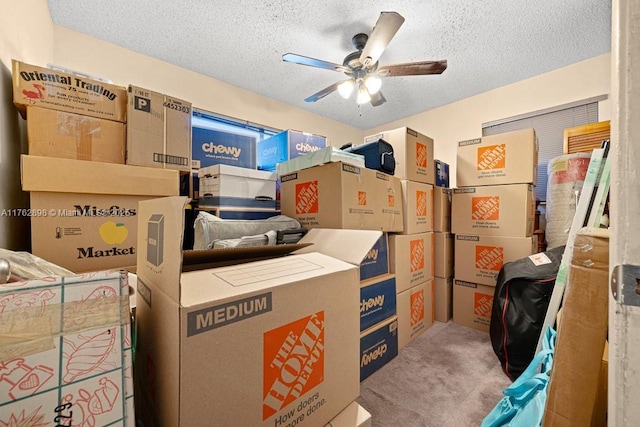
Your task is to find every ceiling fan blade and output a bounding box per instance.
[370,91,386,107]
[359,12,405,68]
[283,53,351,73]
[377,60,448,77]
[304,80,346,102]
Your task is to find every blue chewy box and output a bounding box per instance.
[360,318,399,382]
[360,276,397,332]
[192,127,256,169]
[359,234,389,281]
[435,159,450,188]
[257,129,326,171]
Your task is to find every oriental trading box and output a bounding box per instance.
[454,235,536,286]
[389,232,434,294]
[364,127,435,184]
[360,317,399,382]
[127,85,191,171]
[258,129,327,171]
[453,279,495,332]
[397,280,434,349]
[324,401,372,427]
[135,197,361,427]
[451,184,535,237]
[434,232,454,279]
[434,277,453,323]
[12,59,127,122]
[456,128,538,187]
[27,106,125,164]
[280,162,403,232]
[433,187,452,232]
[0,270,134,426]
[399,180,433,234]
[21,155,179,273]
[198,164,277,209]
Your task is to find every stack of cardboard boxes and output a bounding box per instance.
[452,129,539,332]
[433,162,454,323]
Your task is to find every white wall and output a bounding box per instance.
[0,0,54,250]
[366,53,612,187]
[52,27,363,148]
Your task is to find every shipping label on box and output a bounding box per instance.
[434,277,453,323]
[455,235,536,286]
[389,233,434,294]
[365,127,434,184]
[399,180,434,235]
[433,187,451,232]
[360,317,399,382]
[397,280,434,349]
[434,232,454,278]
[456,128,538,187]
[453,279,495,332]
[12,60,127,122]
[451,184,535,237]
[0,270,134,426]
[360,275,397,332]
[192,126,256,169]
[257,130,327,171]
[27,106,125,164]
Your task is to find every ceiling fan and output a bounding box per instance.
[282,11,447,107]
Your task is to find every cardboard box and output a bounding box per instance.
[543,228,609,427]
[399,180,433,234]
[360,275,397,332]
[135,197,362,427]
[26,106,125,164]
[433,187,452,232]
[276,146,365,176]
[434,277,453,323]
[258,129,327,171]
[435,159,450,188]
[452,279,494,332]
[397,280,434,349]
[364,127,435,184]
[198,164,277,209]
[457,128,538,187]
[454,235,536,286]
[12,59,127,122]
[451,184,535,237]
[192,126,256,169]
[21,155,178,272]
[434,232,454,279]
[180,169,199,199]
[360,317,398,381]
[280,162,404,232]
[0,270,134,425]
[325,402,372,427]
[126,86,191,171]
[389,232,434,294]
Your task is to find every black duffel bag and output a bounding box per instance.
[490,245,565,380]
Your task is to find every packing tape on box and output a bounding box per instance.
[56,111,96,161]
[0,294,130,361]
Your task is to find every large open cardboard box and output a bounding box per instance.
[135,197,364,426]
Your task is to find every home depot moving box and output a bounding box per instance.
[135,197,361,426]
[12,59,127,122]
[400,180,433,234]
[280,162,403,231]
[389,233,434,293]
[453,279,494,332]
[364,127,435,184]
[26,106,125,164]
[127,85,191,171]
[451,184,535,237]
[21,155,178,273]
[324,401,372,427]
[434,277,453,322]
[434,232,454,278]
[360,316,399,381]
[457,128,538,187]
[397,280,434,349]
[454,235,536,286]
[0,270,134,425]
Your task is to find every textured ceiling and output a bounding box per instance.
[47,0,611,130]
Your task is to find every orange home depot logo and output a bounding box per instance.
[474,293,493,319]
[358,191,367,206]
[410,289,425,326]
[416,142,427,168]
[472,196,500,221]
[475,246,504,271]
[295,181,319,214]
[410,239,425,272]
[416,190,427,216]
[263,312,325,420]
[388,194,395,207]
[477,144,506,170]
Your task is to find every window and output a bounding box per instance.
[192,109,280,144]
[482,97,604,201]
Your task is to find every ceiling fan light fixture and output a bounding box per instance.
[364,75,382,95]
[356,84,371,104]
[337,80,355,99]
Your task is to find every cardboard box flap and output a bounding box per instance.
[21,155,178,196]
[294,228,383,266]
